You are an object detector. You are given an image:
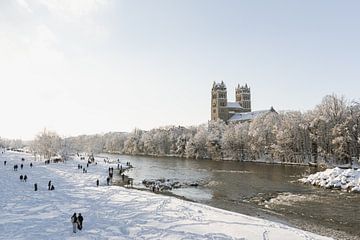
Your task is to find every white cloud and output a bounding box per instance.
[37,0,108,19]
[16,0,33,13]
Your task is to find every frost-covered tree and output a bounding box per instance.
[222,122,249,160]
[347,101,360,163]
[31,129,61,160]
[273,111,311,163]
[21,94,358,165]
[309,94,348,163]
[123,129,144,155]
[186,125,209,159]
[103,132,127,153]
[207,120,226,160]
[248,111,280,160]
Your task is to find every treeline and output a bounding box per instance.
[18,94,360,165]
[121,94,360,165]
[0,138,25,150]
[29,131,127,160]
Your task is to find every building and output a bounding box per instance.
[211,81,275,122]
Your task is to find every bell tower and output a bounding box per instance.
[236,83,251,112]
[211,81,228,121]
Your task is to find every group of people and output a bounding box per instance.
[78,164,89,173]
[70,213,84,233]
[2,154,90,234]
[3,153,136,235]
[19,174,28,182]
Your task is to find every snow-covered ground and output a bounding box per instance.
[0,151,331,240]
[300,167,360,192]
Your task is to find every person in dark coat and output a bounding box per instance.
[77,213,83,230]
[30,163,33,168]
[48,180,52,190]
[24,175,27,182]
[3,161,6,166]
[96,179,99,187]
[20,164,23,170]
[71,213,77,233]
[20,175,23,181]
[106,177,110,185]
[34,183,37,191]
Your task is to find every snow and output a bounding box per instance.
[226,102,243,109]
[299,167,360,192]
[0,151,331,240]
[228,110,270,122]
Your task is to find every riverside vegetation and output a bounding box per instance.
[1,94,359,166]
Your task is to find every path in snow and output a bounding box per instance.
[0,151,331,240]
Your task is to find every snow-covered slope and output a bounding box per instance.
[0,151,331,240]
[300,167,360,192]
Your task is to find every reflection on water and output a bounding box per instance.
[100,154,360,239]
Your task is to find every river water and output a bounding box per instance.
[100,154,360,240]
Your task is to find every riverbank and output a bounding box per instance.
[0,150,331,240]
[113,152,319,167]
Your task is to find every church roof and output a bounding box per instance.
[228,107,276,122]
[226,102,243,109]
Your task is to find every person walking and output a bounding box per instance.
[30,163,33,168]
[96,179,99,187]
[34,183,37,191]
[24,175,27,182]
[71,213,77,233]
[77,213,83,230]
[106,177,110,186]
[48,180,52,190]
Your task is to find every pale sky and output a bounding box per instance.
[1,0,360,140]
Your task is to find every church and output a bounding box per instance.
[211,81,275,122]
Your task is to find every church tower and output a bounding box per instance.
[236,84,251,112]
[211,81,228,121]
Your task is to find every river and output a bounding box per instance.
[99,154,360,240]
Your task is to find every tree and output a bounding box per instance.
[222,122,249,160]
[248,111,280,160]
[310,94,348,163]
[32,129,61,160]
[186,125,209,159]
[207,120,226,160]
[273,111,311,163]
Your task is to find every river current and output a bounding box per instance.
[99,154,360,240]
